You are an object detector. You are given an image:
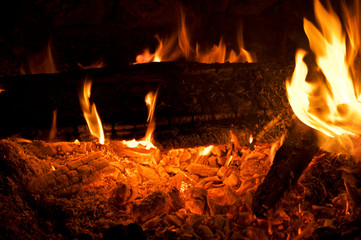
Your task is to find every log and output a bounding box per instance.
[0,62,293,146]
[251,117,319,217]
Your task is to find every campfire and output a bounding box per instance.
[2,0,361,239]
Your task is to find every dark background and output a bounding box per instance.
[0,0,352,76]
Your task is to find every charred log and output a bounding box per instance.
[251,117,319,217]
[0,62,292,146]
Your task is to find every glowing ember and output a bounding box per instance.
[199,145,214,156]
[79,77,105,144]
[51,165,55,171]
[122,91,158,149]
[287,0,361,142]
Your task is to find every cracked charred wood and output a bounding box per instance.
[251,117,319,217]
[0,62,292,145]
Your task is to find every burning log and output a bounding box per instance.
[251,117,319,217]
[0,62,292,147]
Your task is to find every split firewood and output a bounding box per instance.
[252,117,319,217]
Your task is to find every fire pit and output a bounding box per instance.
[1,0,361,239]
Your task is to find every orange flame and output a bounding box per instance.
[135,34,181,63]
[229,24,257,63]
[21,41,57,74]
[135,9,256,64]
[287,0,361,141]
[122,91,158,149]
[79,77,105,144]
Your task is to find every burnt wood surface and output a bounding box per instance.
[251,117,320,217]
[0,62,293,147]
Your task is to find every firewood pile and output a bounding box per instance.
[1,135,361,239]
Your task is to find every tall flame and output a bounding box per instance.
[122,91,158,149]
[79,77,105,144]
[287,0,361,139]
[143,91,158,149]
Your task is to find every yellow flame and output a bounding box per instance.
[79,77,105,144]
[287,0,361,139]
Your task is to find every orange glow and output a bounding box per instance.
[122,91,158,149]
[49,109,57,141]
[77,58,106,69]
[178,8,192,60]
[21,41,57,74]
[287,0,361,141]
[199,145,214,156]
[79,77,105,144]
[51,165,55,171]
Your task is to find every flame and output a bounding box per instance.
[51,165,55,171]
[195,39,227,63]
[135,35,181,63]
[199,145,214,156]
[21,41,57,74]
[143,91,158,149]
[287,0,361,141]
[249,134,253,144]
[122,91,158,149]
[229,24,257,63]
[79,77,105,144]
[178,8,192,60]
[135,9,256,64]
